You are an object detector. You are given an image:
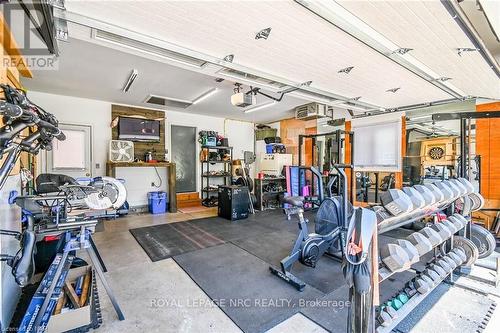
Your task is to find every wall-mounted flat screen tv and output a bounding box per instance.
[118,117,161,142]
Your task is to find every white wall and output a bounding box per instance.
[27,91,111,177]
[28,91,255,206]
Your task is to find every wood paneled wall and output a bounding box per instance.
[476,102,500,202]
[111,105,166,161]
[279,118,317,165]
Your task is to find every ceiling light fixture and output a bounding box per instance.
[244,101,276,113]
[192,88,218,104]
[122,69,138,92]
[456,47,479,56]
[255,27,272,40]
[223,54,235,62]
[391,48,413,55]
[338,66,354,74]
[431,77,452,82]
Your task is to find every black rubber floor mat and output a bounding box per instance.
[130,210,291,261]
[232,230,345,294]
[394,283,496,332]
[130,221,226,261]
[174,243,325,333]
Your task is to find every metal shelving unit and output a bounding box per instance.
[255,177,286,211]
[200,146,233,207]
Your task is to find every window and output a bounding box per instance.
[52,129,86,169]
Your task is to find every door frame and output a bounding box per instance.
[42,123,93,178]
[167,122,199,193]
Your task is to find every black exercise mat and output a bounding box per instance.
[232,230,345,294]
[130,210,295,261]
[130,221,226,261]
[174,243,325,333]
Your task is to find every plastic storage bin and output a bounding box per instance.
[148,191,168,214]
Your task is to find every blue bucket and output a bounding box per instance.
[148,191,168,214]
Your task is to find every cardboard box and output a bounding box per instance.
[46,266,94,333]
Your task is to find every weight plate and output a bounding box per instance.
[458,178,475,194]
[470,224,496,259]
[450,179,467,196]
[453,236,479,267]
[468,192,485,212]
[460,196,473,216]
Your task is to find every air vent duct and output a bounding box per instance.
[144,95,192,109]
[295,103,333,120]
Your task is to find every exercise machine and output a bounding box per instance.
[270,165,351,291]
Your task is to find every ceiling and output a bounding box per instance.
[18,0,500,123]
[459,0,500,64]
[21,38,310,123]
[337,0,499,99]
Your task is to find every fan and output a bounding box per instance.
[109,140,134,162]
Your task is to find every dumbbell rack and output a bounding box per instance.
[374,202,469,333]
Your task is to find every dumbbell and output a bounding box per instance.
[442,220,459,234]
[452,214,469,227]
[404,281,418,297]
[429,263,447,279]
[446,252,463,266]
[413,184,436,206]
[396,293,409,305]
[380,243,412,273]
[430,223,453,240]
[412,277,431,294]
[420,274,435,288]
[388,298,404,311]
[377,308,393,327]
[384,304,398,318]
[407,232,433,256]
[423,268,441,284]
[448,215,466,231]
[442,256,457,270]
[397,239,420,264]
[458,178,475,194]
[433,182,454,201]
[436,258,452,273]
[423,183,444,202]
[443,180,461,199]
[449,179,468,196]
[402,186,426,210]
[420,227,444,247]
[451,247,467,263]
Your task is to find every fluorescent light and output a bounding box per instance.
[192,88,218,104]
[93,29,207,68]
[122,69,138,92]
[244,101,276,113]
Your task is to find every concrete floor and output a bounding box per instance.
[89,210,500,333]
